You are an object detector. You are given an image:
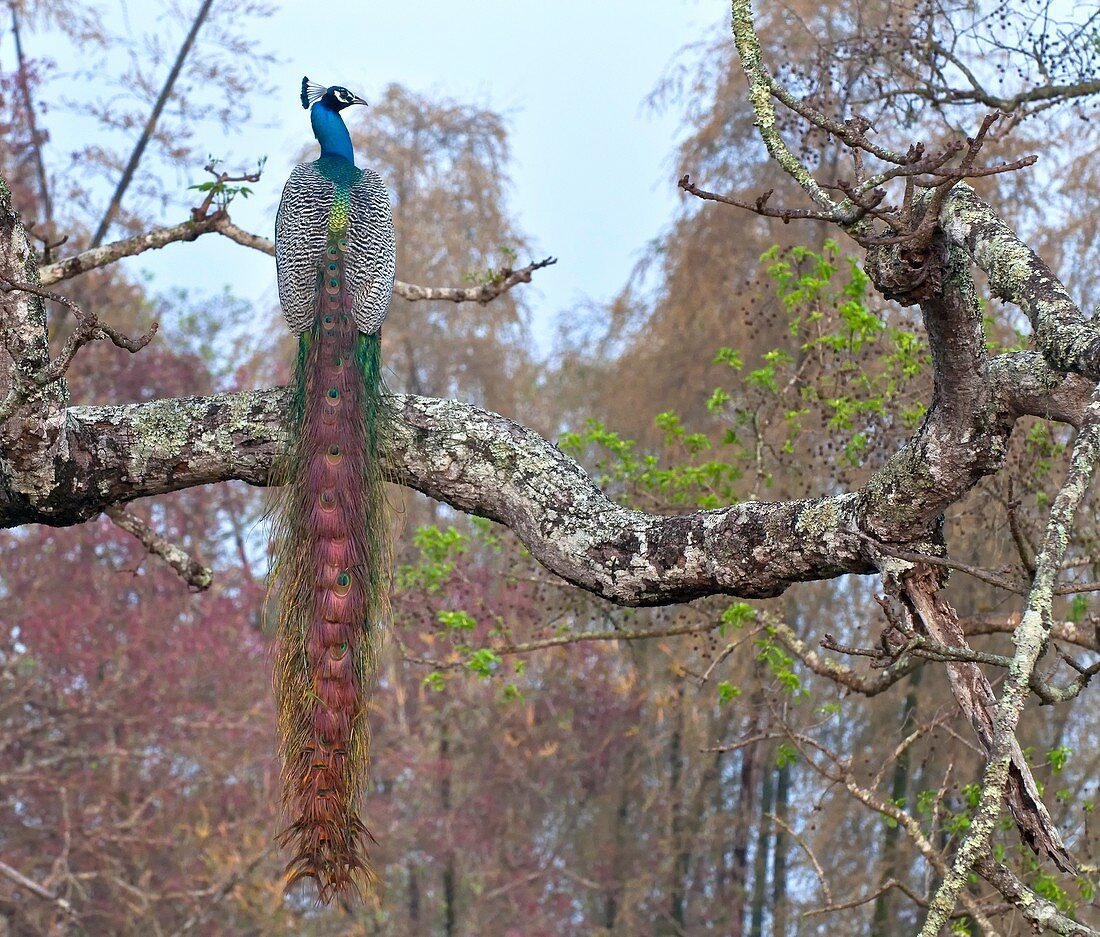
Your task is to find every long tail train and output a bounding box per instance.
[270,235,389,901]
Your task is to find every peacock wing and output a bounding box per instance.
[345,168,396,335]
[276,163,336,334]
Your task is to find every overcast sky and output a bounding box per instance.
[22,1,726,350]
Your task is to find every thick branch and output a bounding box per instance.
[939,184,1100,380]
[0,337,1074,608]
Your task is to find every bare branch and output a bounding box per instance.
[401,618,724,670]
[920,387,1100,932]
[765,811,833,908]
[89,0,214,248]
[0,278,157,421]
[394,255,558,304]
[104,505,213,591]
[962,613,1100,653]
[39,214,235,286]
[975,856,1100,936]
[39,217,556,305]
[10,4,52,227]
[0,856,76,918]
[788,730,1002,933]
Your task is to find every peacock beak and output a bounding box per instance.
[350,94,369,107]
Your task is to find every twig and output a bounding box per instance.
[786,729,1002,933]
[1005,484,1037,576]
[105,505,213,591]
[190,159,265,221]
[0,856,77,918]
[804,878,926,917]
[770,620,920,696]
[166,844,275,937]
[401,617,722,670]
[0,278,157,421]
[700,731,782,755]
[853,530,1026,593]
[766,811,833,906]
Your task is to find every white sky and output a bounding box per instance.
[23,0,726,351]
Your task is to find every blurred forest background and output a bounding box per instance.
[2,1,1100,934]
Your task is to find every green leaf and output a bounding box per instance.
[438,610,477,631]
[717,681,741,704]
[720,602,756,634]
[421,671,446,692]
[467,648,502,679]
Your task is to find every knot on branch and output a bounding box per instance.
[863,239,944,306]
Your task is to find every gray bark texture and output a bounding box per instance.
[0,177,1098,610]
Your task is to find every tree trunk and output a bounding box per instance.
[725,691,763,937]
[771,761,790,936]
[872,667,923,936]
[664,687,688,936]
[748,754,775,937]
[604,745,634,932]
[441,718,456,937]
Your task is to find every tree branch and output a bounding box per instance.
[939,184,1100,380]
[38,215,556,305]
[975,856,1100,937]
[89,0,214,248]
[0,856,76,918]
[0,277,157,422]
[11,3,52,228]
[920,386,1100,933]
[0,332,1069,608]
[104,505,213,591]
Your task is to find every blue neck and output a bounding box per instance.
[311,103,355,163]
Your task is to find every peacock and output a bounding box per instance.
[269,76,396,901]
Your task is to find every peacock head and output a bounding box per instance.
[301,77,368,112]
